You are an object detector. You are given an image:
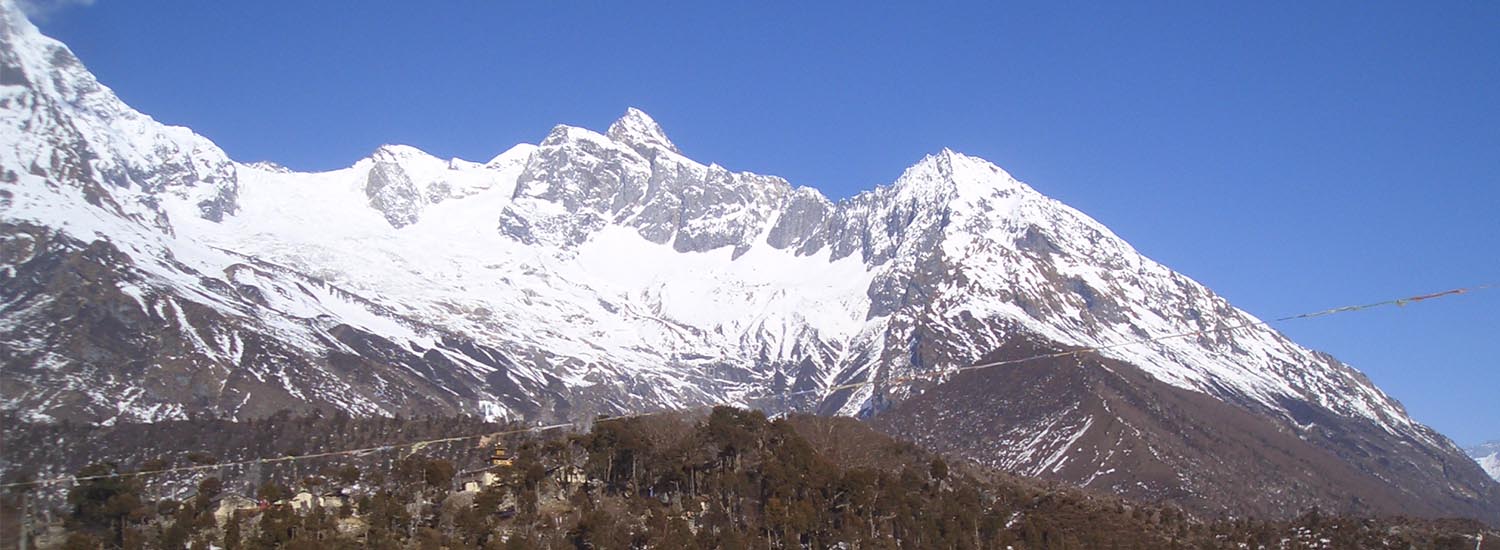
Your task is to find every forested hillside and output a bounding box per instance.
[3,408,1495,549]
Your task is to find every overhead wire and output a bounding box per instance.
[744,282,1496,402]
[0,414,692,490]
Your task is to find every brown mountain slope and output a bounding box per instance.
[871,338,1500,524]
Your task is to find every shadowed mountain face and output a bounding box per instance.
[0,0,1495,523]
[871,338,1500,522]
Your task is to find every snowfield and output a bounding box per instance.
[0,0,1431,441]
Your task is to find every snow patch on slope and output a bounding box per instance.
[1467,442,1500,482]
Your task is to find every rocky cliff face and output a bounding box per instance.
[0,0,1494,522]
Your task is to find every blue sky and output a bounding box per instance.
[31,1,1499,445]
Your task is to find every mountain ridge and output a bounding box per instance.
[1,0,1495,523]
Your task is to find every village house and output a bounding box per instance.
[318,489,347,509]
[458,445,517,492]
[458,466,506,493]
[213,495,260,528]
[290,491,317,512]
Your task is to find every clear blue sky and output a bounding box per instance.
[29,1,1499,445]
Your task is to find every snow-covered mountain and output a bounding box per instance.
[1,1,1495,521]
[1470,441,1500,482]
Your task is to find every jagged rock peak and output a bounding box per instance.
[1,0,49,65]
[606,107,680,156]
[0,0,239,220]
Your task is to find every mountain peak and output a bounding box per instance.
[370,143,436,163]
[890,148,1023,204]
[1,0,80,95]
[606,107,679,156]
[0,0,37,45]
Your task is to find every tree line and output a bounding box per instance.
[3,407,1494,549]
